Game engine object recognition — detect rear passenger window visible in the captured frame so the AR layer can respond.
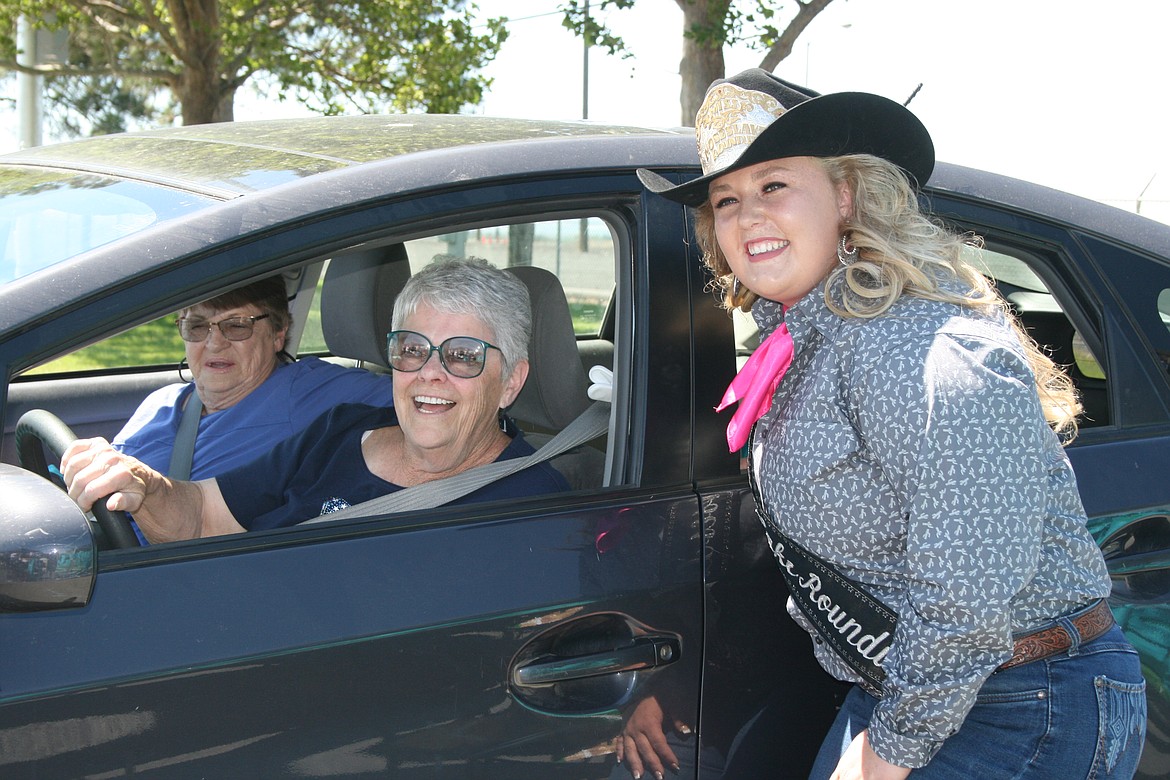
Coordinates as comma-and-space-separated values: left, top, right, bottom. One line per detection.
963, 245, 1108, 427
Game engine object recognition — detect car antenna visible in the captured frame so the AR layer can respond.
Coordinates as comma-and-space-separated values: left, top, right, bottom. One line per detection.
903, 83, 923, 107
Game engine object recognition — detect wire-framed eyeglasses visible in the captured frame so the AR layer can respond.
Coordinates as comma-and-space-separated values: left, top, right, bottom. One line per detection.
177, 314, 270, 342
386, 330, 501, 379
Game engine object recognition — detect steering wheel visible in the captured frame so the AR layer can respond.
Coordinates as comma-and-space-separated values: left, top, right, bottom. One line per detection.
15, 409, 142, 549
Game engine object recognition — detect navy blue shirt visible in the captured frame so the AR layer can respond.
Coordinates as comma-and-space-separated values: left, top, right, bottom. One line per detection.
217, 403, 569, 531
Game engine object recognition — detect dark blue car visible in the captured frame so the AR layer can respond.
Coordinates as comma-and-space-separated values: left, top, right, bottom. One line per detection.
1, 115, 1167, 778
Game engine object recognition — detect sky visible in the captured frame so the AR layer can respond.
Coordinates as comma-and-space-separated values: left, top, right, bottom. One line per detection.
4, 0, 1169, 222
463, 0, 1170, 222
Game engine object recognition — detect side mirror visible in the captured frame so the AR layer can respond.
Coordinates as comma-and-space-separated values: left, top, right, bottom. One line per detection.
0, 463, 95, 612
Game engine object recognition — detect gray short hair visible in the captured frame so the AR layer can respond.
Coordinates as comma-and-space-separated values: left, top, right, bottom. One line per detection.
391, 256, 531, 375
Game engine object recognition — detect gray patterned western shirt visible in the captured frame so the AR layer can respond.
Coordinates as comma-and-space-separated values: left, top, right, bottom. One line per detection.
750, 279, 1111, 768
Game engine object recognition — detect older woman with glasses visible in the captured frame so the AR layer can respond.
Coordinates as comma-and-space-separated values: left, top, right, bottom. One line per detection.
61, 257, 569, 541
113, 275, 391, 482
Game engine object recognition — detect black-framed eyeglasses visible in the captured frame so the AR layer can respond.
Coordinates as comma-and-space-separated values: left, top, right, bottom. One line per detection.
177, 314, 271, 342
386, 330, 502, 379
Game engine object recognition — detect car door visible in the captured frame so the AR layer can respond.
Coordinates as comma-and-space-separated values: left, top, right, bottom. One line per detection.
930, 181, 1170, 779
0, 173, 712, 778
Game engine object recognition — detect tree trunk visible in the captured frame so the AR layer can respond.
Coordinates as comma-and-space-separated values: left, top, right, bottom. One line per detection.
177, 68, 227, 125
216, 89, 235, 122
170, 0, 228, 125
507, 223, 535, 267
676, 0, 727, 127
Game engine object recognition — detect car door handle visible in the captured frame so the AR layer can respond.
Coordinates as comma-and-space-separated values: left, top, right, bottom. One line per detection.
1100, 515, 1170, 578
512, 635, 680, 687
1107, 550, 1170, 577
1099, 514, 1170, 601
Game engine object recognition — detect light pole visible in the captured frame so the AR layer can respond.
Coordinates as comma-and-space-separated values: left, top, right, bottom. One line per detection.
582, 0, 590, 120
16, 15, 43, 149
580, 0, 590, 252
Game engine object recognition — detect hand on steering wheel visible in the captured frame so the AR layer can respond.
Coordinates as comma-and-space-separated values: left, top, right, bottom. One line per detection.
16, 409, 141, 549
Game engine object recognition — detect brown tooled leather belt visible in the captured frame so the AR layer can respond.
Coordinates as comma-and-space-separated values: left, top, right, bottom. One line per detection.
999, 599, 1115, 671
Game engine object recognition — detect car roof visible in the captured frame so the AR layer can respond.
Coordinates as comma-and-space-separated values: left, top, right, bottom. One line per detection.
0, 114, 691, 198
930, 161, 1170, 262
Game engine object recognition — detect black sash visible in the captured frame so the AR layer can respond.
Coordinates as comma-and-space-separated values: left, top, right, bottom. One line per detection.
748, 444, 897, 697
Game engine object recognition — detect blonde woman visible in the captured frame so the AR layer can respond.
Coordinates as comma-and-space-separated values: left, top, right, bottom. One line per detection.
641, 70, 1145, 780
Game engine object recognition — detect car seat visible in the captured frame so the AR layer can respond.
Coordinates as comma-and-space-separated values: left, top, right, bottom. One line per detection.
320, 243, 411, 370
505, 265, 607, 490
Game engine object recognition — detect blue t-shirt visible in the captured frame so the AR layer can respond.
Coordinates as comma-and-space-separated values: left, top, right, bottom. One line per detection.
217, 403, 570, 531
113, 357, 392, 479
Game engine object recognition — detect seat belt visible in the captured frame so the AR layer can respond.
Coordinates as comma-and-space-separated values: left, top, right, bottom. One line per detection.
168, 389, 203, 480
302, 401, 610, 524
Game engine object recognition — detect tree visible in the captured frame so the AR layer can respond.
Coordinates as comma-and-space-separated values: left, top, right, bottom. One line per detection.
0, 2, 509, 128
45, 74, 163, 136
562, 0, 837, 126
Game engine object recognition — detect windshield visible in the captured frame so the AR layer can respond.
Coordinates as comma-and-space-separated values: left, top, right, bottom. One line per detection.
0, 166, 219, 283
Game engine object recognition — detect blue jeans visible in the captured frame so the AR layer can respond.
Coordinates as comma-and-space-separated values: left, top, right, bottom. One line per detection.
810, 624, 1147, 779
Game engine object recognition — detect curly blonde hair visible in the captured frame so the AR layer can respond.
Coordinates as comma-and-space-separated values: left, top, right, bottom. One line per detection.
692, 154, 1082, 438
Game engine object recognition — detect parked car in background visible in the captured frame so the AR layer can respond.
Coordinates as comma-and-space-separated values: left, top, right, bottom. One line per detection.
1, 114, 1168, 778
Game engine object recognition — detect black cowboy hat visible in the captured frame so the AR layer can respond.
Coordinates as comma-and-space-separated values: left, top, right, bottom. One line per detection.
638, 69, 935, 207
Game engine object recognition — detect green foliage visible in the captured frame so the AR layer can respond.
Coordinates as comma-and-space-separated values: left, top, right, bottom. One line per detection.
44, 74, 161, 137
559, 0, 813, 57
0, 1, 509, 131
561, 0, 637, 57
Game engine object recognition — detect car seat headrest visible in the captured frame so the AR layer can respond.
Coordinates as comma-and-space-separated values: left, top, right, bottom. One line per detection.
321, 244, 410, 368
505, 265, 592, 430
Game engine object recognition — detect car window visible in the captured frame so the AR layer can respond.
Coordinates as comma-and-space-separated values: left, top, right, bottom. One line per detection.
7, 212, 620, 511
25, 315, 187, 376
33, 218, 617, 374
733, 308, 759, 371
297, 217, 616, 356
293, 215, 619, 496
1070, 234, 1170, 418
406, 219, 615, 335
963, 245, 1109, 426
729, 245, 1111, 433
1157, 289, 1170, 346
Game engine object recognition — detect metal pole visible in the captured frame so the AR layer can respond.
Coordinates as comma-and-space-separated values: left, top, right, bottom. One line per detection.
16, 16, 43, 149
580, 0, 590, 252
582, 0, 589, 120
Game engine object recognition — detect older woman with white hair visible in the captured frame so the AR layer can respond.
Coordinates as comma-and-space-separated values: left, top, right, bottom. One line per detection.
60, 256, 569, 540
